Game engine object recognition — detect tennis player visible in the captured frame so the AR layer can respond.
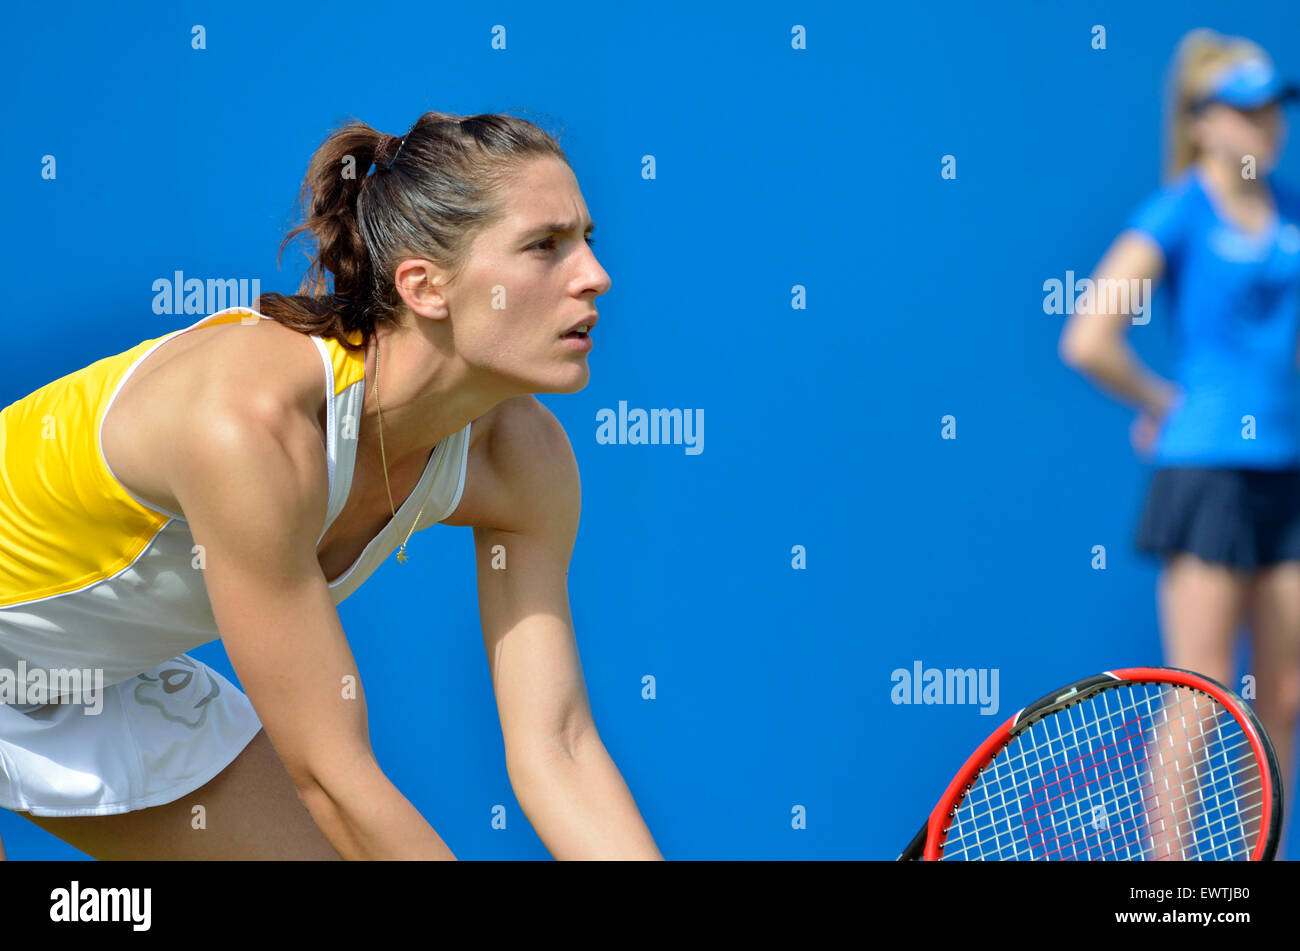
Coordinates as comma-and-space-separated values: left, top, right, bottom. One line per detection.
1060, 31, 1300, 849
0, 112, 664, 860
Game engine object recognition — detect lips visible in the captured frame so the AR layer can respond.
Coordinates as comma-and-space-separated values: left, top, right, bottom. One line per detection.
561, 314, 599, 337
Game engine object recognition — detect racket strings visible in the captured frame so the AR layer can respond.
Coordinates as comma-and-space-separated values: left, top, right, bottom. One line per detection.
984, 744, 1260, 860
1147, 701, 1247, 859
946, 751, 1265, 861
1014, 717, 1256, 859
937, 683, 1264, 860
949, 688, 1258, 860
944, 686, 1259, 859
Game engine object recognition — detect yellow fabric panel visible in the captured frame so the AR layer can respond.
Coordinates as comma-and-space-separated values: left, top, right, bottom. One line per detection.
0, 309, 303, 607
328, 328, 366, 395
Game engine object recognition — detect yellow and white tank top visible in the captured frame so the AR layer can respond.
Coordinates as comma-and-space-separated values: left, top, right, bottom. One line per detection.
0, 308, 470, 693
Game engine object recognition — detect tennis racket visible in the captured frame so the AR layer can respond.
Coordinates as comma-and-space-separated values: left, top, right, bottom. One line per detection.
897, 666, 1282, 861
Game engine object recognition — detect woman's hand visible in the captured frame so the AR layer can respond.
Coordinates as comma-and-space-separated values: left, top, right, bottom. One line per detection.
1130, 410, 1163, 457
1130, 384, 1180, 459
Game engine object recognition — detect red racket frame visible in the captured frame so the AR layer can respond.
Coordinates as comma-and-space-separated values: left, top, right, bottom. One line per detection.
899, 666, 1283, 861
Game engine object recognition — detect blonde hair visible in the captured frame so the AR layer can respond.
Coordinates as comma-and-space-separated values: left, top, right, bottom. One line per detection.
1163, 28, 1274, 181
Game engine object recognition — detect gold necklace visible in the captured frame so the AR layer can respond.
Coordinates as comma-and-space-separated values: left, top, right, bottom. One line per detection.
374, 332, 425, 564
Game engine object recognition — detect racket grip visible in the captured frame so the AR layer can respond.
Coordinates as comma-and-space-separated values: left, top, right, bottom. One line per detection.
897, 819, 929, 861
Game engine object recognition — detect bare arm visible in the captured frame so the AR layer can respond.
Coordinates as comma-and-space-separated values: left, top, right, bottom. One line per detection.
1058, 230, 1179, 416
463, 396, 663, 859
168, 408, 455, 860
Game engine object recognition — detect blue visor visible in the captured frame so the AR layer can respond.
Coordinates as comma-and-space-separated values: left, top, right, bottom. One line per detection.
1201, 57, 1299, 109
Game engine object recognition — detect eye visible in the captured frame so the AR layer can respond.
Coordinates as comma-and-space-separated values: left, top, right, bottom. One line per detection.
531, 235, 596, 251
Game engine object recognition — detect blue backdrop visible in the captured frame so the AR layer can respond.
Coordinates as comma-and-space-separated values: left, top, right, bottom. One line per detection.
3, 0, 1298, 860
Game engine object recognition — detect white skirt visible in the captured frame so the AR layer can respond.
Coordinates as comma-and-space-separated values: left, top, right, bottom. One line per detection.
0, 654, 262, 817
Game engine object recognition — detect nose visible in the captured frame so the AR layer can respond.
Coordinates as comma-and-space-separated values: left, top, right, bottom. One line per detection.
583, 248, 612, 297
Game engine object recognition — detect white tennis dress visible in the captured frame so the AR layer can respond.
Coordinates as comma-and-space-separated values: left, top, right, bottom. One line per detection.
0, 308, 470, 816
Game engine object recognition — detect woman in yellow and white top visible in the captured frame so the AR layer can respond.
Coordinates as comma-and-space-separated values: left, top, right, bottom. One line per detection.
0, 112, 662, 860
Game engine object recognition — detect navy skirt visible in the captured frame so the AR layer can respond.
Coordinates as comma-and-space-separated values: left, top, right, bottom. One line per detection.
1136, 467, 1300, 570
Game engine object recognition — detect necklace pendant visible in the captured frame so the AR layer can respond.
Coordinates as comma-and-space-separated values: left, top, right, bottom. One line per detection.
396, 547, 409, 564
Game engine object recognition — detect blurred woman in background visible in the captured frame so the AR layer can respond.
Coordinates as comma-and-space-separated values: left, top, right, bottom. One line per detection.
1060, 29, 1300, 851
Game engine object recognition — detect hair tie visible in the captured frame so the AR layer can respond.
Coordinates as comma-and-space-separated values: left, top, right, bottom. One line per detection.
386, 134, 407, 171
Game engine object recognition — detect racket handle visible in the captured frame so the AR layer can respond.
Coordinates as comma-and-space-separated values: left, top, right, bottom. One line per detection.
897, 819, 929, 861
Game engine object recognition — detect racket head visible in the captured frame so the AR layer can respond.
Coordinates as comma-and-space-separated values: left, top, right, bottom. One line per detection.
899, 667, 1282, 861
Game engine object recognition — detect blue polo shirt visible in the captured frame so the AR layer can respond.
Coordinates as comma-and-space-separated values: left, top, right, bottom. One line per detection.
1126, 167, 1300, 469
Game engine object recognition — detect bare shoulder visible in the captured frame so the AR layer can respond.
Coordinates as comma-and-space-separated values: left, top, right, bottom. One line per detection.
102, 317, 331, 516
442, 395, 579, 533
207, 319, 330, 422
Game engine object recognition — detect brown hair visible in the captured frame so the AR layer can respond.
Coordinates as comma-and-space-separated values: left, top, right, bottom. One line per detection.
1163, 29, 1273, 181
258, 111, 570, 352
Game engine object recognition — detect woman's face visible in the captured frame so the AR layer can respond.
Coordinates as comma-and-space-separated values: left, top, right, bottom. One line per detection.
402, 156, 613, 396
1194, 100, 1286, 174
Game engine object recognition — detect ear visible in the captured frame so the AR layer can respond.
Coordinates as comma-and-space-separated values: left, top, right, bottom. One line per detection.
393, 259, 450, 320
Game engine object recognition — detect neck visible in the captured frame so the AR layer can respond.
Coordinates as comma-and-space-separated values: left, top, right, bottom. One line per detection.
359, 320, 515, 472
1197, 157, 1268, 200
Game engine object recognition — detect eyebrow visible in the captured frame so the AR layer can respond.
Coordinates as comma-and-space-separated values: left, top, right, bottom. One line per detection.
521, 219, 596, 240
